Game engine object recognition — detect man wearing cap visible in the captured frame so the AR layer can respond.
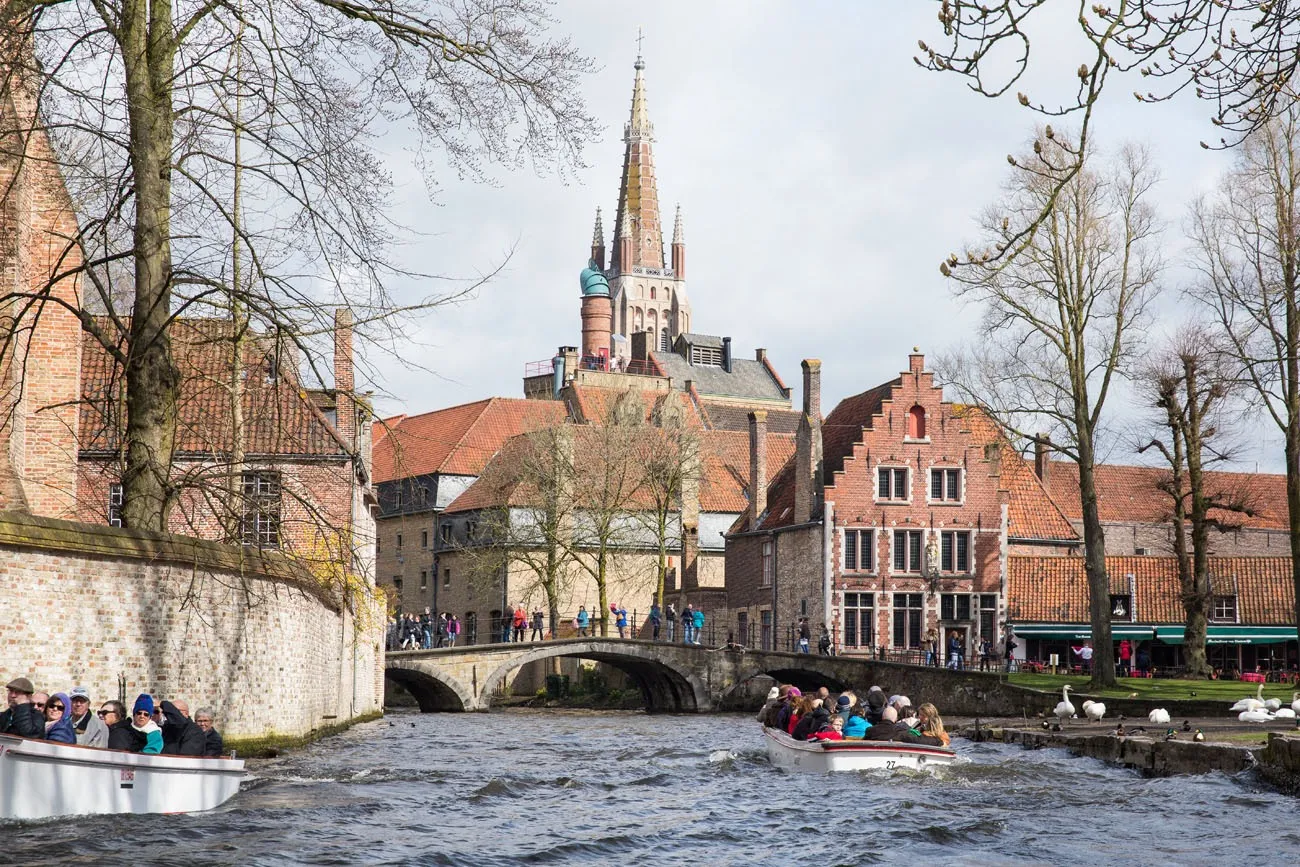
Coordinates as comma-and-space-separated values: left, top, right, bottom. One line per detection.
1, 676, 45, 737
69, 686, 109, 747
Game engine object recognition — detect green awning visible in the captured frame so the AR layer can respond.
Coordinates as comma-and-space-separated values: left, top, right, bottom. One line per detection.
1011, 624, 1297, 645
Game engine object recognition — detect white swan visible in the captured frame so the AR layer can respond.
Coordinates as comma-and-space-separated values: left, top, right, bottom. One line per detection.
1054, 685, 1076, 724
1263, 684, 1282, 712
1148, 708, 1170, 725
1292, 691, 1300, 714
1081, 699, 1106, 723
1229, 684, 1266, 713
1273, 708, 1297, 720
1238, 708, 1274, 723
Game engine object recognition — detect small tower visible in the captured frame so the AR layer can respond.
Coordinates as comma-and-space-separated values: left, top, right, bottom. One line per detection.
579, 259, 612, 363
591, 207, 606, 271
671, 203, 685, 280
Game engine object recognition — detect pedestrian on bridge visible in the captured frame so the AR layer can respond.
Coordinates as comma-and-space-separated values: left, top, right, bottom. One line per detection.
531, 609, 545, 641
691, 607, 705, 645
665, 604, 677, 642
576, 605, 590, 637
649, 602, 662, 641
681, 604, 695, 644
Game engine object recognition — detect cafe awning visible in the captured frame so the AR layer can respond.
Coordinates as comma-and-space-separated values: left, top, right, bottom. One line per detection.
1011, 624, 1297, 645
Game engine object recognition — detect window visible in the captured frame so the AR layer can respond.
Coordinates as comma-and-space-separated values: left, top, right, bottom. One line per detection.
394, 488, 403, 508
760, 541, 774, 587
843, 529, 875, 572
1212, 595, 1237, 622
440, 523, 452, 545
108, 483, 124, 527
906, 405, 926, 439
940, 530, 972, 573
940, 593, 973, 621
930, 468, 962, 502
843, 592, 875, 649
395, 533, 403, 552
650, 286, 657, 300
877, 467, 909, 501
239, 471, 281, 548
737, 611, 749, 646
466, 520, 478, 542
660, 327, 670, 352
443, 569, 451, 588
892, 529, 923, 573
392, 576, 402, 593
690, 345, 723, 366
421, 530, 428, 549
419, 571, 427, 590
892, 593, 923, 649
1110, 594, 1132, 621
978, 594, 998, 645
760, 609, 773, 651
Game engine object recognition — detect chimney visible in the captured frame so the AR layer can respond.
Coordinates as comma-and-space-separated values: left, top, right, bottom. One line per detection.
1034, 434, 1051, 485
333, 307, 355, 444
722, 336, 732, 373
755, 348, 767, 363
794, 359, 824, 524
909, 347, 925, 374
749, 410, 768, 525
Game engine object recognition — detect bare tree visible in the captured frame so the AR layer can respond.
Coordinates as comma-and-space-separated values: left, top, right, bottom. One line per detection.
634, 393, 701, 610
1137, 328, 1253, 678
918, 1, 1300, 268
1187, 106, 1300, 646
0, 0, 595, 531
939, 132, 1163, 688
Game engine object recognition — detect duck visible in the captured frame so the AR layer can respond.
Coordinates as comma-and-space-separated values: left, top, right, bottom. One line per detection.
1238, 708, 1274, 723
1114, 723, 1126, 737
1193, 729, 1205, 742
1054, 685, 1076, 725
1229, 684, 1266, 713
1182, 719, 1191, 732
1082, 700, 1106, 724
1148, 708, 1170, 725
1164, 728, 1177, 741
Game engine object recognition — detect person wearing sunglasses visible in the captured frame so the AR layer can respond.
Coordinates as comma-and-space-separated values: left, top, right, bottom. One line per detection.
1, 676, 45, 738
42, 691, 77, 744
130, 694, 163, 754
100, 701, 140, 751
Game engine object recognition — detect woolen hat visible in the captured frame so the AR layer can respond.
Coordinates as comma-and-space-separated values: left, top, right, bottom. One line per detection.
5, 676, 34, 694
766, 687, 780, 701
132, 694, 154, 715
836, 695, 852, 708
70, 686, 90, 700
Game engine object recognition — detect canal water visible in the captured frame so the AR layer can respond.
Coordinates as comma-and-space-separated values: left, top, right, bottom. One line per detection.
7, 710, 1296, 865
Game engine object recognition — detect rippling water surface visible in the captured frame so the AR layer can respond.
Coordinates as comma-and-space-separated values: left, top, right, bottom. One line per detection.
7, 709, 1297, 865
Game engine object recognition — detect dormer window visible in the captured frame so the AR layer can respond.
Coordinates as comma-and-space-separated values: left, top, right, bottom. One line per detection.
906, 405, 926, 439
1212, 595, 1238, 622
1109, 594, 1132, 621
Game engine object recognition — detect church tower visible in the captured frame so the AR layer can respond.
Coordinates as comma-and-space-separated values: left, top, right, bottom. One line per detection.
589, 49, 691, 365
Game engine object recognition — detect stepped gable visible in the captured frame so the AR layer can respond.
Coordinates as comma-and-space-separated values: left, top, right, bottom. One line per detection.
698, 429, 795, 513
1009, 556, 1296, 624
959, 408, 1078, 542
372, 397, 566, 482
820, 379, 897, 483
79, 319, 350, 459
1044, 460, 1284, 530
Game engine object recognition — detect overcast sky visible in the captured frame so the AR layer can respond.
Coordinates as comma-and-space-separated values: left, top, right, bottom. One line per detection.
366, 2, 1281, 471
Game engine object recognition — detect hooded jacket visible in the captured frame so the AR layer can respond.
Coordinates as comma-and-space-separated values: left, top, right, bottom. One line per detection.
43, 692, 77, 744
160, 701, 206, 756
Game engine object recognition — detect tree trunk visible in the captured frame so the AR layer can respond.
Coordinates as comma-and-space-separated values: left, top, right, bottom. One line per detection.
1077, 431, 1116, 688
655, 511, 668, 608
1182, 360, 1212, 678
120, 2, 180, 532
597, 548, 608, 638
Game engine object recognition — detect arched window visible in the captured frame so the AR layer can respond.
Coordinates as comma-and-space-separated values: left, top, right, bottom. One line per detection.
660, 327, 670, 352
634, 308, 643, 332
907, 405, 926, 439
650, 286, 657, 300
648, 309, 658, 338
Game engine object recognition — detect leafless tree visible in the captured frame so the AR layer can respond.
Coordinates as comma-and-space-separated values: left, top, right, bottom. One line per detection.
1187, 106, 1300, 646
0, 0, 595, 531
634, 393, 701, 610
1137, 328, 1254, 678
939, 132, 1163, 688
918, 1, 1300, 268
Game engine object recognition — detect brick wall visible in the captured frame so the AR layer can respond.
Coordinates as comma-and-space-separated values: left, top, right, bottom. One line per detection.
0, 513, 382, 738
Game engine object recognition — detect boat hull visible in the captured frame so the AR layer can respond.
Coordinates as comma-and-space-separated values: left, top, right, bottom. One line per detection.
763, 726, 955, 772
0, 734, 246, 821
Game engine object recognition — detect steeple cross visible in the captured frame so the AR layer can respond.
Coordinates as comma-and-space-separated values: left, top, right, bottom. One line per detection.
636, 27, 644, 58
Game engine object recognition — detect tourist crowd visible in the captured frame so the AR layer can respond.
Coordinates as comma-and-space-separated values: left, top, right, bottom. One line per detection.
2, 676, 224, 757
757, 683, 951, 748
391, 609, 463, 650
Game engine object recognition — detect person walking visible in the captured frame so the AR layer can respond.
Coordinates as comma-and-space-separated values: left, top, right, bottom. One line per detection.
649, 602, 662, 641
512, 605, 528, 642
947, 631, 963, 670
576, 605, 590, 638
448, 615, 461, 647
1118, 639, 1133, 677
818, 629, 832, 656
665, 603, 677, 642
692, 606, 705, 645
531, 609, 545, 641
925, 628, 939, 667
979, 636, 993, 672
681, 604, 695, 644
797, 618, 811, 653
614, 605, 628, 639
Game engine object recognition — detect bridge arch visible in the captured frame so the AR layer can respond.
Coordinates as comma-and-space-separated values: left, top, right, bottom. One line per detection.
724, 663, 851, 700
384, 663, 474, 712
478, 640, 712, 713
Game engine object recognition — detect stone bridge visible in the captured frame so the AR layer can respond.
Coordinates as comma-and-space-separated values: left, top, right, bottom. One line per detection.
385, 639, 1044, 714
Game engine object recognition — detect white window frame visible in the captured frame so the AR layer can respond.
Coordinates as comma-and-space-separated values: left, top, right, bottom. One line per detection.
929, 467, 963, 504
760, 540, 774, 587
892, 529, 923, 573
842, 528, 875, 573
939, 530, 973, 573
876, 466, 910, 503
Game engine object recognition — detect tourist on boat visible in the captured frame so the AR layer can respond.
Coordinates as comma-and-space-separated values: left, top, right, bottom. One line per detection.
691, 607, 705, 645
576, 605, 590, 637
41, 692, 76, 744
194, 707, 224, 757
757, 686, 781, 724
68, 686, 108, 748
898, 703, 951, 747
809, 713, 845, 741
131, 695, 164, 754
792, 704, 827, 740
834, 694, 853, 723
864, 686, 886, 724
160, 699, 206, 756
102, 700, 139, 750
2, 676, 45, 738
773, 686, 799, 731
843, 708, 871, 739
785, 694, 813, 735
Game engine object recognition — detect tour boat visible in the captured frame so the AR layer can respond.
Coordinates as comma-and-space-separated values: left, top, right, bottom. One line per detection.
0, 734, 246, 821
762, 726, 956, 773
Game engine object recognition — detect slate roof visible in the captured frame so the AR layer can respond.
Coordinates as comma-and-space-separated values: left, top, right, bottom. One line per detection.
79, 319, 351, 459
697, 401, 802, 434
650, 351, 789, 403
372, 397, 566, 482
1044, 460, 1286, 531
1008, 556, 1297, 625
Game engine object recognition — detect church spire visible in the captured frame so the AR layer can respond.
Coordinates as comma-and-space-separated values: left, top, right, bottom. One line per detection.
591, 207, 605, 270
611, 45, 664, 274
671, 203, 686, 279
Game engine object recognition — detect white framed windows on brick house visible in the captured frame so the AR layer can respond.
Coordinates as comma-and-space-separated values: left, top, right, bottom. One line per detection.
940, 593, 973, 621
1211, 594, 1237, 622
892, 529, 923, 573
761, 540, 774, 587
107, 483, 124, 527
876, 466, 909, 503
842, 528, 875, 572
929, 467, 963, 504
939, 530, 972, 573
239, 470, 281, 548
842, 592, 875, 649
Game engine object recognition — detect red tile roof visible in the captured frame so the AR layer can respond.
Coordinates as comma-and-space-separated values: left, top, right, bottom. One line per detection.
1009, 556, 1296, 625
699, 430, 796, 513
822, 380, 896, 481
372, 397, 566, 482
1044, 460, 1285, 531
567, 386, 704, 428
80, 319, 350, 459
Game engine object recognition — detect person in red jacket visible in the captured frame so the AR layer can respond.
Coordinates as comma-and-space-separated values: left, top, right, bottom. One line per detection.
810, 714, 846, 741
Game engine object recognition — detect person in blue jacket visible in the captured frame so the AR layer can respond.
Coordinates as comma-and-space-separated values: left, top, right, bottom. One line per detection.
42, 691, 77, 743
691, 607, 705, 645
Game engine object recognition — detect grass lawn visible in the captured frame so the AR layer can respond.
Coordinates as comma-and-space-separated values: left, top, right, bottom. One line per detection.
1007, 672, 1299, 703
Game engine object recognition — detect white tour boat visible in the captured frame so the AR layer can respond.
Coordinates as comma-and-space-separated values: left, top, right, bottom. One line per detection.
0, 734, 246, 821
763, 726, 956, 773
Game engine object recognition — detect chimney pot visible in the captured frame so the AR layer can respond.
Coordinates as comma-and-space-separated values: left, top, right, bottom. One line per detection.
722, 336, 732, 373
1034, 434, 1051, 485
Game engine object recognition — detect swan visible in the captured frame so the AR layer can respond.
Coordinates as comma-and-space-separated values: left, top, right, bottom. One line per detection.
1148, 708, 1170, 725
1054, 685, 1076, 724
1229, 684, 1266, 713
1263, 685, 1282, 712
1293, 692, 1300, 714
1082, 700, 1106, 723
1273, 708, 1297, 720
1238, 709, 1274, 723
